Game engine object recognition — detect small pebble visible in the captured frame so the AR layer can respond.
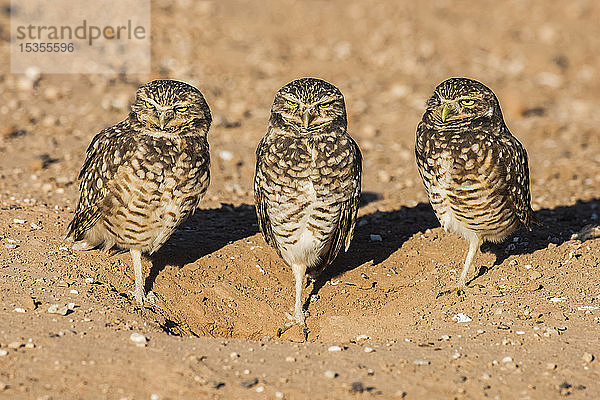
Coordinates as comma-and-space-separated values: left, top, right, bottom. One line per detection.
14, 308, 26, 313
328, 345, 342, 352
255, 386, 264, 393
150, 394, 159, 400
85, 278, 95, 284
47, 304, 69, 315
349, 381, 365, 393
452, 313, 472, 323
0, 350, 7, 356
549, 297, 567, 303
4, 243, 18, 249
369, 234, 382, 242
413, 359, 430, 365
69, 289, 79, 295
8, 342, 23, 349
582, 353, 594, 363
516, 331, 525, 335
440, 334, 451, 341
230, 352, 240, 359
522, 264, 532, 269
364, 346, 375, 353
324, 370, 338, 379
0, 382, 6, 391
577, 306, 599, 311
13, 218, 26, 224
285, 356, 296, 362
502, 356, 513, 363
241, 378, 258, 388
129, 332, 147, 347
275, 391, 283, 399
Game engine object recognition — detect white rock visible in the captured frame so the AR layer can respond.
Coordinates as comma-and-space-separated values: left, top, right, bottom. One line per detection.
70, 289, 79, 295
413, 359, 430, 365
229, 352, 240, 359
440, 334, 451, 341
129, 332, 147, 347
218, 150, 234, 161
14, 308, 26, 313
150, 394, 159, 400
12, 218, 26, 224
452, 313, 472, 323
0, 350, 8, 356
502, 356, 513, 363
577, 306, 599, 311
285, 356, 296, 362
549, 297, 567, 303
364, 347, 375, 353
255, 386, 264, 393
516, 331, 525, 335
85, 277, 95, 284
324, 370, 337, 378
327, 345, 342, 352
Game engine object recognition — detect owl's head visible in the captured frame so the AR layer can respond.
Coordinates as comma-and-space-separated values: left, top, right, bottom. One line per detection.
130, 80, 212, 135
424, 78, 502, 127
270, 78, 347, 135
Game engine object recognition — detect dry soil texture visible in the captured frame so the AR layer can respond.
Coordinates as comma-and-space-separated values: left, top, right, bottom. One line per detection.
1, 1, 600, 399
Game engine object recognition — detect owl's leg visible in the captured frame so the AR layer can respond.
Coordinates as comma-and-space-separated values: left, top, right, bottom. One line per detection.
130, 248, 146, 305
277, 264, 309, 340
437, 235, 482, 298
456, 236, 483, 294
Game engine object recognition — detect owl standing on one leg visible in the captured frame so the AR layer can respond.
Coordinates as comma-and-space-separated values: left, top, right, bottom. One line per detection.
254, 78, 362, 338
66, 80, 212, 305
415, 77, 538, 297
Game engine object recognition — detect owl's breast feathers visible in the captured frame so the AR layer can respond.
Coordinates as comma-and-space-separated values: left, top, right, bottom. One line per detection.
416, 122, 537, 234
255, 128, 362, 269
66, 120, 210, 248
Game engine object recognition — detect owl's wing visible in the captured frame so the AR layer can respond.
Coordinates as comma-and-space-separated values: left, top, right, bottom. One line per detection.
498, 130, 539, 229
254, 136, 278, 249
66, 121, 135, 241
323, 136, 362, 266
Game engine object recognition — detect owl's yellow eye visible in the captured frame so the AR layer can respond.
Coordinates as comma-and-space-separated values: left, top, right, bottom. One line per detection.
460, 99, 476, 106
319, 101, 334, 108
144, 101, 155, 109
286, 99, 298, 107
175, 106, 189, 113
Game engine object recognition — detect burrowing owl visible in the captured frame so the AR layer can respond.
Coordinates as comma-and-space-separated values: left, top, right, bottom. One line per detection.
415, 77, 538, 296
66, 80, 212, 305
254, 78, 362, 337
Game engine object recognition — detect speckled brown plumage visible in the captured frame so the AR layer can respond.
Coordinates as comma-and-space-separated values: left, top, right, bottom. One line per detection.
66, 80, 212, 304
415, 77, 538, 295
254, 78, 362, 336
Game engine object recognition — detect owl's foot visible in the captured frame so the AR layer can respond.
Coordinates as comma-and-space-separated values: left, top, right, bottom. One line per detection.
276, 311, 309, 340
129, 289, 156, 306
436, 286, 467, 300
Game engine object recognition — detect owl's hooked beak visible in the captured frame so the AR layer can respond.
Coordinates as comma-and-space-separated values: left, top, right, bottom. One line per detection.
159, 110, 174, 130
302, 109, 316, 130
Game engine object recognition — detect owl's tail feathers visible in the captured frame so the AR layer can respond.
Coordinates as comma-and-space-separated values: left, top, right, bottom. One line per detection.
63, 208, 101, 243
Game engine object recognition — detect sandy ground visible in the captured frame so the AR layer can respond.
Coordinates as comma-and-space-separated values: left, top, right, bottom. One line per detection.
1, 0, 600, 398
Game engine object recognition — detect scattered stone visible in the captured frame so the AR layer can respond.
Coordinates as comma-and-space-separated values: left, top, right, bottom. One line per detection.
452, 313, 472, 323
0, 350, 7, 356
546, 363, 557, 370
522, 264, 533, 269
229, 352, 240, 359
516, 331, 526, 335
355, 334, 371, 344
502, 356, 513, 363
577, 306, 598, 311
47, 304, 69, 315
413, 359, 430, 366
324, 370, 338, 379
364, 346, 375, 353
12, 218, 26, 224
85, 278, 95, 284
241, 378, 258, 388
69, 289, 79, 295
255, 386, 264, 393
350, 381, 365, 393
549, 297, 567, 303
208, 380, 224, 389
0, 382, 6, 391
369, 234, 382, 242
14, 307, 26, 313
218, 150, 234, 161
25, 342, 35, 349
4, 243, 18, 249
8, 342, 23, 349
582, 353, 594, 363
129, 332, 147, 347
275, 391, 283, 399
440, 334, 451, 341
285, 356, 296, 362
150, 394, 159, 400
328, 345, 342, 352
